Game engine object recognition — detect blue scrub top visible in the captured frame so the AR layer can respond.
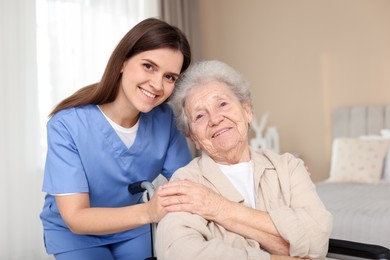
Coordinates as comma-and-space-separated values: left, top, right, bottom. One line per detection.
40, 104, 192, 254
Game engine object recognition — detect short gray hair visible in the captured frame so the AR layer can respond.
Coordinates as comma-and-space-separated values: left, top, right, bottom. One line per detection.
169, 60, 252, 136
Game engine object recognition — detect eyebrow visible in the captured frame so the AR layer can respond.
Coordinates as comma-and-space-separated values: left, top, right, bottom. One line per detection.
142, 58, 180, 77
189, 95, 222, 113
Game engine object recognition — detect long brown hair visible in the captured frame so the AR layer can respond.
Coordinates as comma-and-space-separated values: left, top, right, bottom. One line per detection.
49, 18, 191, 117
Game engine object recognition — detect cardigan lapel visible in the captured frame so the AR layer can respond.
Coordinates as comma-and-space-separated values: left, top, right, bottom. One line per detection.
199, 152, 245, 203
198, 149, 276, 204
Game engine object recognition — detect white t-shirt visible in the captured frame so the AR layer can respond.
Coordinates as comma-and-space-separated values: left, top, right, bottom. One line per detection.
98, 105, 139, 148
217, 161, 256, 208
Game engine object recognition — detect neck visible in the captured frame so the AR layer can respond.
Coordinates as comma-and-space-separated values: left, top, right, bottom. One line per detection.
213, 144, 251, 165
99, 103, 139, 128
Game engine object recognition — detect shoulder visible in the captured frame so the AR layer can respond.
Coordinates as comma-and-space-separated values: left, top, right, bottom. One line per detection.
149, 103, 174, 117
255, 148, 301, 168
142, 103, 175, 126
49, 105, 96, 125
145, 104, 182, 136
252, 149, 307, 184
170, 157, 203, 182
47, 105, 99, 136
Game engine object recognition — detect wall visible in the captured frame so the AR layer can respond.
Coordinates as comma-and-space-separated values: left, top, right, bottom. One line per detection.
197, 0, 390, 182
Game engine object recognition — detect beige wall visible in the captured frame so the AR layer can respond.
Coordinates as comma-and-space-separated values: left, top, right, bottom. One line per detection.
197, 0, 390, 182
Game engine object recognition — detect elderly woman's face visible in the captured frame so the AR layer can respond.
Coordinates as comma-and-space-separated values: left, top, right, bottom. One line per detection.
185, 81, 252, 162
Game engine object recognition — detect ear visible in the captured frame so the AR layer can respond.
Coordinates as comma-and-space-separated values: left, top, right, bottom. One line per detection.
188, 132, 201, 150
121, 60, 128, 73
243, 103, 253, 123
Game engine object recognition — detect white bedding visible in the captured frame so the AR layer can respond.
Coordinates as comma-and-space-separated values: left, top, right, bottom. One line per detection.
316, 181, 390, 249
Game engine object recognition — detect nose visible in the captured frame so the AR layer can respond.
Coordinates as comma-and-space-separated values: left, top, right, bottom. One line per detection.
208, 111, 223, 126
150, 75, 163, 90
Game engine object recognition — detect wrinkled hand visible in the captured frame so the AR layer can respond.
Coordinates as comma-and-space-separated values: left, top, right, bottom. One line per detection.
146, 186, 169, 223
158, 179, 226, 221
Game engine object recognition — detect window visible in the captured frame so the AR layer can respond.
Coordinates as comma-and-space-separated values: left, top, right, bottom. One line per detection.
36, 0, 159, 166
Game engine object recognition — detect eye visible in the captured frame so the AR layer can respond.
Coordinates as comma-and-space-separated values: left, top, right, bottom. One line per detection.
165, 74, 178, 83
143, 63, 154, 70
220, 101, 228, 107
194, 113, 204, 121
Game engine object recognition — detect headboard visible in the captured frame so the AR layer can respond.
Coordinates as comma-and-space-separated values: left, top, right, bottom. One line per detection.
333, 105, 390, 138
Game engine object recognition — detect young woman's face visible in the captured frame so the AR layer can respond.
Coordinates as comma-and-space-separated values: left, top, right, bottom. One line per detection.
119, 48, 184, 113
185, 81, 253, 163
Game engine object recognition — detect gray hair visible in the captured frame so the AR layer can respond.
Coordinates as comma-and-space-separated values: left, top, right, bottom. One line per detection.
169, 60, 252, 136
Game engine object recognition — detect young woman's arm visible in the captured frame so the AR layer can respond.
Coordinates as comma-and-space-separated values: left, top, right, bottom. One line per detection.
56, 188, 166, 235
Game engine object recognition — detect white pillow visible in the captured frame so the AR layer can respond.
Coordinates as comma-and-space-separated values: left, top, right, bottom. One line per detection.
381, 129, 390, 138
329, 138, 390, 184
359, 132, 390, 181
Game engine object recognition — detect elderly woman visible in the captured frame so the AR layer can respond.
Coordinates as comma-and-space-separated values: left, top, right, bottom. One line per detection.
155, 60, 332, 260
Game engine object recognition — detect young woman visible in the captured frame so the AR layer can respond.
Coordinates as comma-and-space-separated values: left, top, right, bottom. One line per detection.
40, 18, 192, 260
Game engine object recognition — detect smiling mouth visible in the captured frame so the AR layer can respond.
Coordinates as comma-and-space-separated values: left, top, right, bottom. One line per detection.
139, 87, 157, 99
212, 128, 231, 138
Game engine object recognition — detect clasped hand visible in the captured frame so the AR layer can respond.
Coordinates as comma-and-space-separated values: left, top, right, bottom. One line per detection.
157, 179, 226, 221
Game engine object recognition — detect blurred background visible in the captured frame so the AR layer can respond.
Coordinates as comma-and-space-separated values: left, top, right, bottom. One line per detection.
1, 0, 390, 258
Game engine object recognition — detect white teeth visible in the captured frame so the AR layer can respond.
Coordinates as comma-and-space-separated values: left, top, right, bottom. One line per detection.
213, 128, 229, 138
140, 88, 156, 98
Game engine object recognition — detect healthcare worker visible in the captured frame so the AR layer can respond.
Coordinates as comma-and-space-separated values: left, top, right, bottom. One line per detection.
40, 18, 192, 260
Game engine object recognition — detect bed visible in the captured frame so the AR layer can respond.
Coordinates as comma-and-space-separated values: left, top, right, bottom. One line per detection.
316, 105, 390, 249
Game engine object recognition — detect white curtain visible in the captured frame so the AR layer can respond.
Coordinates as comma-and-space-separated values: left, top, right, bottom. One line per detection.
36, 0, 159, 162
0, 0, 45, 258
160, 0, 202, 62
0, 0, 158, 259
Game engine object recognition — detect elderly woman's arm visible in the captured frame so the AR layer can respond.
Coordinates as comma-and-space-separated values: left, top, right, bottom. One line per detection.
266, 153, 333, 258
212, 198, 290, 255
158, 154, 332, 259
159, 180, 289, 255
156, 211, 304, 260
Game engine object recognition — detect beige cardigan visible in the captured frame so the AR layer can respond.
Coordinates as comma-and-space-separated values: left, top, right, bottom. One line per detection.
155, 149, 333, 260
